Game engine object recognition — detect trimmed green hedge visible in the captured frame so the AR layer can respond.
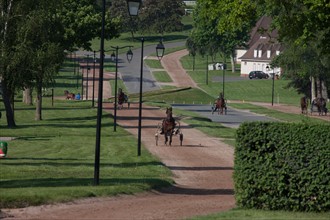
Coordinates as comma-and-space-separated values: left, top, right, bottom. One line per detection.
234, 122, 330, 212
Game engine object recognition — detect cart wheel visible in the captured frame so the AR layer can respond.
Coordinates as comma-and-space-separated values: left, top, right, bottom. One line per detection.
155, 134, 158, 146
180, 133, 183, 146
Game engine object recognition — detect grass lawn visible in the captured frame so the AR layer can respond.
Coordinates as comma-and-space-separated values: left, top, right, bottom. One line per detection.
0, 71, 173, 209
152, 71, 173, 83
190, 208, 330, 220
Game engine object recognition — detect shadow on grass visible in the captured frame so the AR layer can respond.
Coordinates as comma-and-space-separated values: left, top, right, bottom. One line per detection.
1, 160, 163, 169
0, 177, 171, 188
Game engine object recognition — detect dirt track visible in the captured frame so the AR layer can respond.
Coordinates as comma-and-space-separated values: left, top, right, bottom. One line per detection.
2, 49, 329, 219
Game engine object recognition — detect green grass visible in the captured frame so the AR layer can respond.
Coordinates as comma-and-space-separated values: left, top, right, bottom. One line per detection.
0, 72, 173, 209
144, 59, 163, 69
189, 208, 330, 220
152, 71, 173, 83
229, 103, 328, 124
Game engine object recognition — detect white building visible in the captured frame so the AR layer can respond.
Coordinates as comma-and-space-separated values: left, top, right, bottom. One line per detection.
237, 16, 284, 77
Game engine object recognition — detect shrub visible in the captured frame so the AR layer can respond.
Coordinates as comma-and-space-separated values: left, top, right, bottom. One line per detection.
234, 122, 330, 212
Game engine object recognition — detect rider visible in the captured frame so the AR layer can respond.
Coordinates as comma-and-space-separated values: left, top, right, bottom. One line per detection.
212, 92, 224, 114
160, 107, 176, 134
118, 88, 125, 105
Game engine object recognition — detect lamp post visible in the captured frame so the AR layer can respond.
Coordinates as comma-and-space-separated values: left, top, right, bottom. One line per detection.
266, 65, 275, 106
81, 67, 84, 100
92, 51, 96, 107
222, 53, 226, 97
137, 38, 165, 156
86, 55, 90, 100
93, 0, 141, 186
110, 45, 133, 132
94, 0, 106, 186
206, 54, 208, 85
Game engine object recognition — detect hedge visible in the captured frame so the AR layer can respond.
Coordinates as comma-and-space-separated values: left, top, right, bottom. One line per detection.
234, 122, 330, 212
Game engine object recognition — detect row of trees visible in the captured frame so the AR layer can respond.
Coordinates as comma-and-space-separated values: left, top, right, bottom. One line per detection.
187, 0, 329, 99
0, 0, 186, 128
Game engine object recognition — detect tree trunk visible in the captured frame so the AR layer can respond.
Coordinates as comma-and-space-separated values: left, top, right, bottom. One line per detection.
311, 76, 316, 100
23, 88, 33, 105
230, 51, 236, 73
321, 80, 328, 100
1, 80, 16, 128
316, 77, 322, 98
35, 81, 42, 121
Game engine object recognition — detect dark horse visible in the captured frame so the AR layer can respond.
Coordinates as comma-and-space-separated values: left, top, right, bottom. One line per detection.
311, 97, 327, 116
300, 96, 308, 114
162, 107, 176, 145
212, 97, 226, 115
64, 90, 75, 100
117, 89, 129, 109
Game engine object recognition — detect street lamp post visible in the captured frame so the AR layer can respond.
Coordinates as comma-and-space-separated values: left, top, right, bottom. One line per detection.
92, 51, 96, 107
206, 54, 208, 85
81, 67, 84, 100
110, 45, 133, 132
93, 0, 141, 186
94, 0, 106, 186
86, 55, 90, 101
222, 53, 226, 97
137, 37, 144, 156
266, 65, 275, 106
137, 38, 165, 156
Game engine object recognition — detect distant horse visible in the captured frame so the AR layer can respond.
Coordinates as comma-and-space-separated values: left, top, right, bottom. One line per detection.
162, 107, 176, 145
64, 90, 75, 100
117, 89, 129, 109
212, 97, 226, 115
300, 96, 308, 114
311, 97, 327, 116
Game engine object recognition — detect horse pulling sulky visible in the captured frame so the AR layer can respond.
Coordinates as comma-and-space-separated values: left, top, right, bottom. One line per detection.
212, 93, 227, 115
64, 90, 75, 100
155, 107, 183, 146
117, 88, 130, 109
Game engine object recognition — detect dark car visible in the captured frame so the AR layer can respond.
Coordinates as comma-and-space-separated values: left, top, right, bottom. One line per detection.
248, 71, 269, 79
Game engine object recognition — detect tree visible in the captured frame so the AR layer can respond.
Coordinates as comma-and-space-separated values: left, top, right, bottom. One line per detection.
0, 0, 122, 127
138, 0, 185, 36
109, 0, 138, 39
190, 0, 252, 72
256, 0, 330, 99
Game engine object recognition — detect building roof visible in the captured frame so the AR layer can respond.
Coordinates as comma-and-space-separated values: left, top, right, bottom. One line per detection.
239, 16, 284, 61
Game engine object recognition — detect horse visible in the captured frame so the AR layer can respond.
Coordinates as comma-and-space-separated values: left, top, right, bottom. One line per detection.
311, 97, 327, 116
300, 96, 308, 114
212, 97, 226, 115
64, 90, 75, 100
161, 107, 176, 145
118, 91, 129, 109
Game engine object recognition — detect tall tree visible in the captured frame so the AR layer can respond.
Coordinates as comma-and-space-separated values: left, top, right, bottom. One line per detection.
138, 0, 185, 36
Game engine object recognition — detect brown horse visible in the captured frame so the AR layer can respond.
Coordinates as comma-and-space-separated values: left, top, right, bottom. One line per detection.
64, 90, 75, 100
212, 97, 226, 115
162, 107, 176, 145
300, 96, 308, 114
312, 97, 327, 116
117, 89, 129, 109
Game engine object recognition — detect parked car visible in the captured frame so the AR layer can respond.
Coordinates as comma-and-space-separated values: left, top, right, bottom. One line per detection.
248, 71, 269, 79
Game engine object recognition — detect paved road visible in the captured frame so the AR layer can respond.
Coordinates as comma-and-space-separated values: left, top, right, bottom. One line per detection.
119, 41, 185, 94
172, 104, 276, 128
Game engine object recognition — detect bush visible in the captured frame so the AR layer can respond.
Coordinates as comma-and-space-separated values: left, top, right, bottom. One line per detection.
234, 122, 330, 212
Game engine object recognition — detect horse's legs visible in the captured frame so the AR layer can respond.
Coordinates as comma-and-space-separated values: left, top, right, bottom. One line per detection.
169, 133, 172, 146
164, 133, 168, 145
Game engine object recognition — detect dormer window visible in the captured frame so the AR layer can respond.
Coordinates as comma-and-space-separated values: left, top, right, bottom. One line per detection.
254, 50, 257, 58
276, 50, 280, 55
258, 50, 262, 58
267, 50, 271, 58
